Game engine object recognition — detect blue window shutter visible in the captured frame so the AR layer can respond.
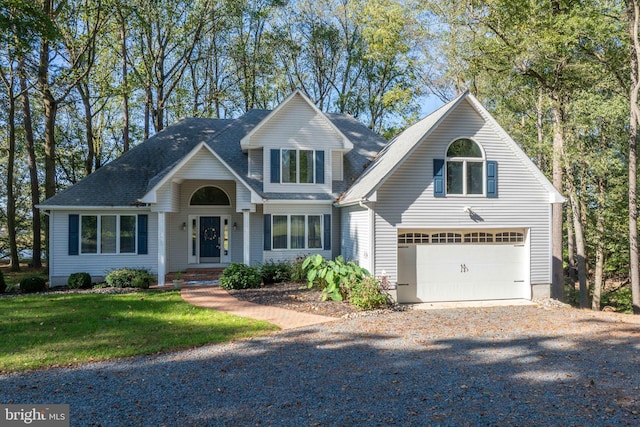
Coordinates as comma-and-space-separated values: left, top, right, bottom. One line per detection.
264, 214, 271, 251
68, 214, 79, 255
433, 159, 445, 197
486, 160, 498, 198
270, 149, 280, 183
323, 214, 331, 250
138, 214, 148, 254
315, 151, 325, 184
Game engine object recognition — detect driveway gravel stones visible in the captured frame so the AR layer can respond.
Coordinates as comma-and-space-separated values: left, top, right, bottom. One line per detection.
1, 304, 639, 426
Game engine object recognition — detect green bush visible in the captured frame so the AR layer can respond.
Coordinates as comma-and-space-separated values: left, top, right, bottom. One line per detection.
303, 255, 370, 301
219, 263, 261, 290
20, 276, 47, 293
67, 272, 92, 289
260, 260, 291, 284
0, 269, 5, 293
105, 268, 154, 289
347, 276, 390, 310
601, 286, 633, 313
290, 256, 308, 283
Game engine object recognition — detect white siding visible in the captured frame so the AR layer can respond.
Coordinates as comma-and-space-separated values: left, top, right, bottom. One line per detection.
152, 147, 238, 212
262, 203, 333, 263
236, 182, 253, 211
174, 147, 238, 181
373, 99, 552, 288
332, 150, 343, 181
49, 210, 158, 286
340, 205, 370, 270
258, 96, 343, 194
248, 149, 263, 180
331, 205, 341, 259
250, 206, 264, 266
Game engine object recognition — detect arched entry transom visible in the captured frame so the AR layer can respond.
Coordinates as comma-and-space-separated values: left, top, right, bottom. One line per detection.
189, 186, 231, 206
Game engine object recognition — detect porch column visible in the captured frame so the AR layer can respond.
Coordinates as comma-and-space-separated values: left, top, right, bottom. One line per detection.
243, 209, 250, 265
157, 212, 166, 286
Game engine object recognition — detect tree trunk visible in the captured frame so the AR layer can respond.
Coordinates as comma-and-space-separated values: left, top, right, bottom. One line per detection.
551, 101, 565, 301
566, 207, 577, 285
592, 179, 606, 311
77, 82, 95, 176
19, 57, 42, 269
627, 0, 640, 314
568, 191, 589, 308
5, 77, 20, 271
118, 8, 130, 152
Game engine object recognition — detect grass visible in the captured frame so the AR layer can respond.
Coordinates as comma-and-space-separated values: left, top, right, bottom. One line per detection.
0, 290, 279, 373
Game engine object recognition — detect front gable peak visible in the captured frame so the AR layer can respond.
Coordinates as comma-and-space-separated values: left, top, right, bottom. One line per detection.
240, 89, 354, 152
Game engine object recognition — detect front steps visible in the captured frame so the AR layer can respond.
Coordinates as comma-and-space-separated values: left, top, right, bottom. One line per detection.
165, 268, 225, 283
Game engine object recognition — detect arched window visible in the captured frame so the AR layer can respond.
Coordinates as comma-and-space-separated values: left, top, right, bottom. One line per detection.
190, 186, 230, 206
446, 138, 484, 195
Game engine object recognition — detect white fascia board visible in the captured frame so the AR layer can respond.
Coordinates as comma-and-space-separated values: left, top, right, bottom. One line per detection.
139, 141, 261, 205
240, 89, 354, 151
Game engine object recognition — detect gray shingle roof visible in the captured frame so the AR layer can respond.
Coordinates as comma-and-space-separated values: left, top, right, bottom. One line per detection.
337, 93, 466, 204
40, 110, 386, 207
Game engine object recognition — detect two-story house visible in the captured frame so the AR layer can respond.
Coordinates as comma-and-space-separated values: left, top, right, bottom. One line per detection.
40, 90, 563, 302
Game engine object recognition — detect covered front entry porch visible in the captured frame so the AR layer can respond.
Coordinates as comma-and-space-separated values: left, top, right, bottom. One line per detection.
154, 180, 258, 286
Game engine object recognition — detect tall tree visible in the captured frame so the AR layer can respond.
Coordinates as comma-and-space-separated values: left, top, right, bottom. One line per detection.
627, 0, 640, 314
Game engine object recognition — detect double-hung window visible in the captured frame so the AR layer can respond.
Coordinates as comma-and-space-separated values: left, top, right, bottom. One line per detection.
80, 214, 137, 254
271, 149, 324, 184
446, 138, 484, 195
281, 149, 315, 183
272, 215, 323, 250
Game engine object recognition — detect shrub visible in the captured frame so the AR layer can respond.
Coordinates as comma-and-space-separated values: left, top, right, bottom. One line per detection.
106, 268, 154, 289
601, 286, 633, 314
347, 276, 390, 310
219, 263, 261, 290
0, 269, 5, 293
260, 260, 291, 284
302, 254, 370, 301
290, 256, 308, 283
67, 272, 92, 289
20, 276, 47, 293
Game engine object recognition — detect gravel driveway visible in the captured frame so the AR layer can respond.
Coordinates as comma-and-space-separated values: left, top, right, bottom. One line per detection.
2, 304, 640, 426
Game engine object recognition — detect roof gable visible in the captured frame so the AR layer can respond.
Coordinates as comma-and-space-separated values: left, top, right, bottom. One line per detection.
338, 92, 563, 204
240, 89, 353, 152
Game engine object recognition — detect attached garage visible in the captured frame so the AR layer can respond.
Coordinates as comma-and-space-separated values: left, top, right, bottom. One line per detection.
397, 230, 529, 303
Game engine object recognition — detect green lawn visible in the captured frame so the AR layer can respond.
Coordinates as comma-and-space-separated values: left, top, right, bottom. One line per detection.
0, 290, 279, 373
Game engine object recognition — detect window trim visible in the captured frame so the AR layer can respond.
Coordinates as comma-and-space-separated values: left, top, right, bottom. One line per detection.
79, 214, 138, 255
271, 214, 323, 250
445, 138, 486, 196
278, 149, 317, 184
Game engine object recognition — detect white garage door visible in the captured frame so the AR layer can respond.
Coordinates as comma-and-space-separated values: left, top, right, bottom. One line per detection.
397, 230, 528, 303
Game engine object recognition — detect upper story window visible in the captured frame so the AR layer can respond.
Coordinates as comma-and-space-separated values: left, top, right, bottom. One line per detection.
282, 149, 314, 183
446, 138, 484, 195
270, 149, 325, 185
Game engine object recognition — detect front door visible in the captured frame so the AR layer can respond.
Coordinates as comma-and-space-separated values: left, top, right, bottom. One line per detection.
200, 216, 221, 263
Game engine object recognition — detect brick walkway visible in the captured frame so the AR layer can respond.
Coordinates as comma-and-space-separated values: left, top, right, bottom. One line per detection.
180, 285, 336, 330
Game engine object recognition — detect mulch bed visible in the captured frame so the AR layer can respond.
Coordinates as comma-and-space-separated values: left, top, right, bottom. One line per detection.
226, 281, 371, 317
